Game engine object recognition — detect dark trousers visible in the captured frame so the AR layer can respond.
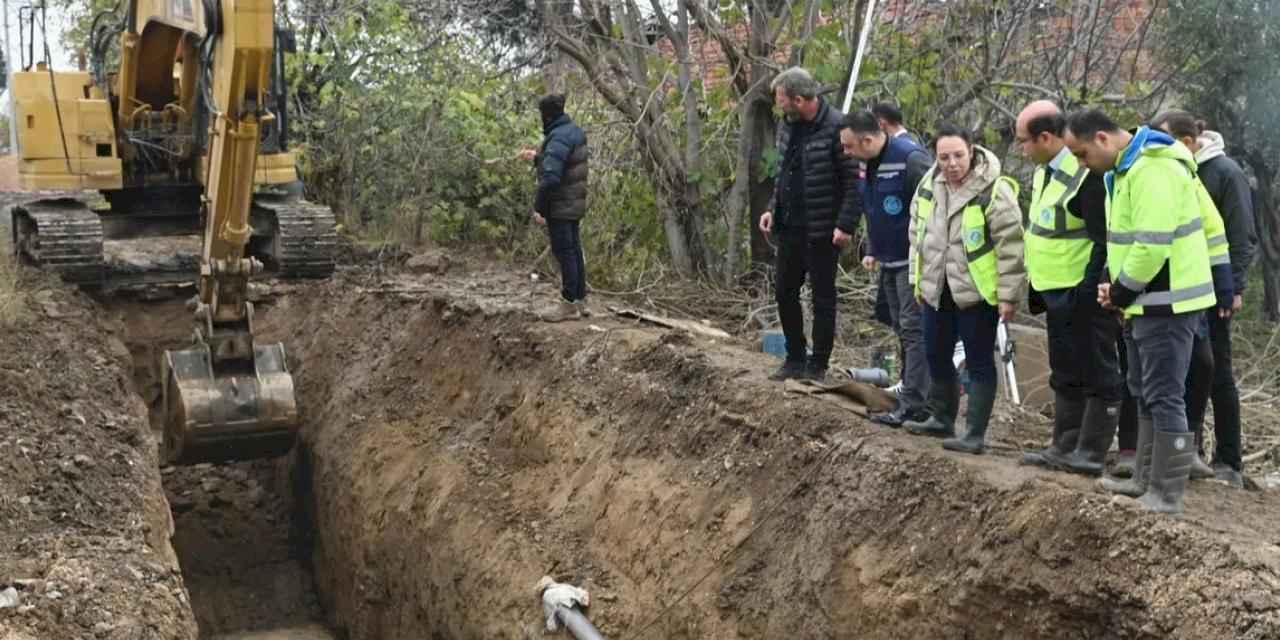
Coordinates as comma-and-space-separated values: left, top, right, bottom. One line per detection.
547, 219, 586, 302
1125, 314, 1199, 433
882, 266, 929, 410
1043, 287, 1124, 403
922, 290, 999, 386
1185, 313, 1244, 469
776, 229, 839, 369
1117, 335, 1139, 451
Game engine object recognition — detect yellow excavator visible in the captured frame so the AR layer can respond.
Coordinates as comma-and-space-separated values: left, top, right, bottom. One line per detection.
9, 0, 331, 464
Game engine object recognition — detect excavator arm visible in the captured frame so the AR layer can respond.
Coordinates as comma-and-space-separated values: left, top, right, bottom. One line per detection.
161, 0, 299, 464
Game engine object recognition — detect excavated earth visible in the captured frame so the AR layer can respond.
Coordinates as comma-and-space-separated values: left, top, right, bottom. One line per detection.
5, 232, 1280, 638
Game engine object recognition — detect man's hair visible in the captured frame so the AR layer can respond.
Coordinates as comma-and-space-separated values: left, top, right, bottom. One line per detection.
871, 102, 904, 126
1151, 110, 1206, 140
1027, 111, 1066, 138
538, 94, 566, 120
841, 110, 884, 136
1065, 109, 1122, 139
770, 67, 819, 100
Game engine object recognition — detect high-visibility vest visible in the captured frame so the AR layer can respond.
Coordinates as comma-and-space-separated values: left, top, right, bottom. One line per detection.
913, 172, 1020, 306
1025, 152, 1091, 291
1105, 141, 1215, 317
1195, 181, 1231, 269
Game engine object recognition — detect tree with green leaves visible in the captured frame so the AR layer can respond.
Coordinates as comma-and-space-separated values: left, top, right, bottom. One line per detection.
1157, 0, 1280, 320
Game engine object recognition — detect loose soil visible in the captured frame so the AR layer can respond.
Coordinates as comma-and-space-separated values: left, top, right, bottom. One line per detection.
6, 226, 1280, 639
258, 260, 1280, 639
0, 274, 196, 640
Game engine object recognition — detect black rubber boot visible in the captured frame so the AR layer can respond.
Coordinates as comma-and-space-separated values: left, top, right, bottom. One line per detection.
1139, 430, 1195, 515
942, 381, 997, 455
1045, 398, 1119, 477
1101, 417, 1153, 497
1189, 451, 1216, 480
905, 379, 958, 438
1022, 391, 1084, 467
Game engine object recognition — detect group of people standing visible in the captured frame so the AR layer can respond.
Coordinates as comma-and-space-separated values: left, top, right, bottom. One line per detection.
761, 67, 1255, 515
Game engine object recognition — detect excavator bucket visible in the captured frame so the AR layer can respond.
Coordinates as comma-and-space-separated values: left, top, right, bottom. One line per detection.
161, 340, 300, 465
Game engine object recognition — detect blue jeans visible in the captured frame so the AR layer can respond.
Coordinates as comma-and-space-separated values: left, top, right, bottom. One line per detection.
1126, 313, 1198, 433
922, 294, 999, 385
547, 219, 586, 302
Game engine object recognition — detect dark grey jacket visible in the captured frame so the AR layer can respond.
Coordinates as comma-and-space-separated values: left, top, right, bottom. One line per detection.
769, 99, 863, 241
535, 114, 589, 221
1198, 151, 1256, 293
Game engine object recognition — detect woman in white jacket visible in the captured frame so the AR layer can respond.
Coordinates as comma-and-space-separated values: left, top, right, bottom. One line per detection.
903, 124, 1026, 455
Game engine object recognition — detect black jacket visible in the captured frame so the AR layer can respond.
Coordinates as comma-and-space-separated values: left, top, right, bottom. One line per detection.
769, 100, 862, 241
535, 114, 590, 221
1199, 154, 1257, 293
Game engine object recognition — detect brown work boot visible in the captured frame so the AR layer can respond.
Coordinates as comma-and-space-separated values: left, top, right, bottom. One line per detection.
537, 299, 580, 322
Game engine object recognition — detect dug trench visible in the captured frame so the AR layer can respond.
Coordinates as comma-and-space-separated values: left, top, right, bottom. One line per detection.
268, 264, 1280, 639
51, 261, 1280, 639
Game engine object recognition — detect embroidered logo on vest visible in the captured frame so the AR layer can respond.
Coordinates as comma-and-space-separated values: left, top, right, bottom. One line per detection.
884, 195, 904, 216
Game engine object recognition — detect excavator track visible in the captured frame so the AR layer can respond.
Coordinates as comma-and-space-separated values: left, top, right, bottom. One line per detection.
10, 197, 107, 285
252, 200, 338, 279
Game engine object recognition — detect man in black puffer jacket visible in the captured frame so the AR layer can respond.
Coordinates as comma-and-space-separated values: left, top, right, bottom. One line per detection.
759, 67, 863, 382
525, 94, 590, 322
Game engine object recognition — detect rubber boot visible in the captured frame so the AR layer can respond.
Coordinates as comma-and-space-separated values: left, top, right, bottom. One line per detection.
1189, 452, 1216, 480
1101, 417, 1153, 497
1213, 462, 1245, 489
942, 381, 997, 455
1021, 391, 1084, 467
905, 379, 959, 438
1138, 430, 1195, 515
1045, 398, 1119, 477
1110, 451, 1136, 478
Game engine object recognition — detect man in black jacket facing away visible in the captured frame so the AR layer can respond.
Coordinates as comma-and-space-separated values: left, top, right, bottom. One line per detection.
759, 67, 863, 381
523, 94, 591, 322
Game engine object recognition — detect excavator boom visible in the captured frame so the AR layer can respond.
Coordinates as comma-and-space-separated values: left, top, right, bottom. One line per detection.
161, 0, 300, 465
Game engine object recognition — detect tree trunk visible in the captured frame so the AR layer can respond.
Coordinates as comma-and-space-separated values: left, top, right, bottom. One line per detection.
748, 6, 776, 268
677, 0, 710, 277
1253, 166, 1280, 321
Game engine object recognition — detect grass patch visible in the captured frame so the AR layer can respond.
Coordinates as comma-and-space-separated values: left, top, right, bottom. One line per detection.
0, 237, 29, 327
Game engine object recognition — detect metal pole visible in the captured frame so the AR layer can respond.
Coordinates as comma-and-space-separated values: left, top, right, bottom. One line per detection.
841, 0, 879, 114
556, 606, 606, 640
4, 0, 16, 154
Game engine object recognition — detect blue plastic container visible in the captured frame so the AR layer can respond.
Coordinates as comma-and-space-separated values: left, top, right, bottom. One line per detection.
761, 330, 788, 359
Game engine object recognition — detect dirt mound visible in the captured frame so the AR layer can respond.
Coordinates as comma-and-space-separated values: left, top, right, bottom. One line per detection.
0, 277, 196, 640
254, 263, 1280, 639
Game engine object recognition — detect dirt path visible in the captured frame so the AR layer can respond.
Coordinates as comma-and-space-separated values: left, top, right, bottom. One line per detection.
249, 261, 1280, 639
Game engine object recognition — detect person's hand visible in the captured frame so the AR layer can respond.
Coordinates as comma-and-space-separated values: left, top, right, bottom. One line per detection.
533, 212, 546, 226
861, 255, 877, 271
517, 148, 538, 162
833, 229, 854, 249
1218, 307, 1234, 319
1233, 294, 1244, 313
759, 211, 773, 236
1097, 283, 1113, 310
998, 302, 1017, 323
